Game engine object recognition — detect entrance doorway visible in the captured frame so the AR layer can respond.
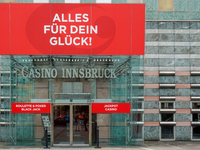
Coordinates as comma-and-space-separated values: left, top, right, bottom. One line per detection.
53, 104, 90, 146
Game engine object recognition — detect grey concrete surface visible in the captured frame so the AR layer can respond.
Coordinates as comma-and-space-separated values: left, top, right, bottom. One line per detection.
1, 141, 200, 150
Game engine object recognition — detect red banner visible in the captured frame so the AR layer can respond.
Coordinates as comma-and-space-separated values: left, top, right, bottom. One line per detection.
0, 4, 145, 55
92, 103, 130, 113
12, 103, 51, 113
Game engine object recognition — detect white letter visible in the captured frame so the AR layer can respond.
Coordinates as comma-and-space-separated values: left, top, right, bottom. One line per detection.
61, 14, 68, 22
75, 14, 82, 22
90, 25, 98, 34
81, 37, 88, 45
85, 68, 91, 78
105, 68, 110, 78
50, 37, 57, 45
60, 25, 67, 34
79, 25, 85, 34
70, 26, 78, 34
79, 68, 84, 78
44, 25, 50, 34
73, 37, 80, 45
83, 14, 89, 22
51, 68, 57, 78
22, 66, 28, 78
53, 14, 61, 22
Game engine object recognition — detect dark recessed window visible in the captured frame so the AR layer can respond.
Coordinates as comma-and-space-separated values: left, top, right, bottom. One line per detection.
193, 126, 200, 139
161, 114, 173, 122
161, 126, 174, 139
161, 102, 174, 109
132, 113, 143, 122
192, 103, 200, 109
132, 102, 143, 109
192, 113, 200, 122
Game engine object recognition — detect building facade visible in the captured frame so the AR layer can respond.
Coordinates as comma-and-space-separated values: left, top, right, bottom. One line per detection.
0, 0, 200, 147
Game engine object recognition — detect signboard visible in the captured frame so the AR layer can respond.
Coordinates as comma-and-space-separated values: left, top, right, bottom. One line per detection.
0, 4, 145, 55
12, 103, 51, 113
92, 103, 130, 113
41, 115, 51, 135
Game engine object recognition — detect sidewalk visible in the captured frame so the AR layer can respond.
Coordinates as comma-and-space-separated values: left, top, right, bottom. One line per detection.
1, 141, 200, 150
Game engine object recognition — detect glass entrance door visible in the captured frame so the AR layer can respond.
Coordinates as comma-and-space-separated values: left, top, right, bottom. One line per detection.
53, 104, 90, 146
53, 105, 70, 145
73, 105, 89, 146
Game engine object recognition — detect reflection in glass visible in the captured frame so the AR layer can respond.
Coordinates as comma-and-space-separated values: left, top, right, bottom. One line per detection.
54, 105, 70, 144
73, 105, 89, 145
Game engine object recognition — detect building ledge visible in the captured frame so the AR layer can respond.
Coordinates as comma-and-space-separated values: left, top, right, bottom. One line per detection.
191, 109, 200, 113
160, 109, 176, 113
191, 71, 200, 76
159, 71, 175, 76
192, 122, 200, 125
160, 122, 176, 126
159, 84, 175, 88
132, 84, 144, 87
160, 96, 176, 101
0, 84, 16, 86
131, 96, 144, 101
0, 96, 16, 99
0, 71, 16, 74
191, 84, 200, 88
130, 122, 144, 125
129, 71, 144, 75
191, 97, 200, 101
131, 109, 144, 112
0, 109, 11, 112
0, 122, 15, 125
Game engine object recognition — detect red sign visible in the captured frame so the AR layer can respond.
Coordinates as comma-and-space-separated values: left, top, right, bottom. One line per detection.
92, 103, 130, 113
12, 103, 51, 113
0, 4, 145, 55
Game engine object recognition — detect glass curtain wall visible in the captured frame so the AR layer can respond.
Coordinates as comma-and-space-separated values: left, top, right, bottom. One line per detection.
0, 55, 143, 146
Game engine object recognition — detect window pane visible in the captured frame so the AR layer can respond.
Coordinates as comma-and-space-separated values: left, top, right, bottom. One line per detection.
193, 126, 200, 139
161, 102, 174, 109
193, 113, 200, 121
161, 114, 173, 121
161, 126, 174, 139
192, 103, 200, 109
132, 113, 143, 122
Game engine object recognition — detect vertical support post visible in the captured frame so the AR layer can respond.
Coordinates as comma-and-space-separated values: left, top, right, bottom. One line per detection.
50, 104, 54, 146
89, 104, 92, 146
44, 127, 49, 149
95, 126, 101, 148
70, 104, 73, 146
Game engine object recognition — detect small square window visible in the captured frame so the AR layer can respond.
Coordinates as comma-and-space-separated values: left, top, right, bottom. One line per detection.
192, 103, 200, 109
161, 113, 173, 121
132, 102, 143, 109
192, 113, 200, 122
132, 113, 143, 122
161, 102, 174, 109
159, 0, 174, 11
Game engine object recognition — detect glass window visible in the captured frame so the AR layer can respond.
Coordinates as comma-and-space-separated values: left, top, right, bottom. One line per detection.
161, 102, 174, 109
161, 126, 174, 139
136, 125, 143, 139
132, 113, 143, 122
192, 103, 200, 109
161, 114, 173, 121
193, 126, 200, 139
192, 113, 200, 122
159, 0, 174, 11
132, 102, 143, 109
